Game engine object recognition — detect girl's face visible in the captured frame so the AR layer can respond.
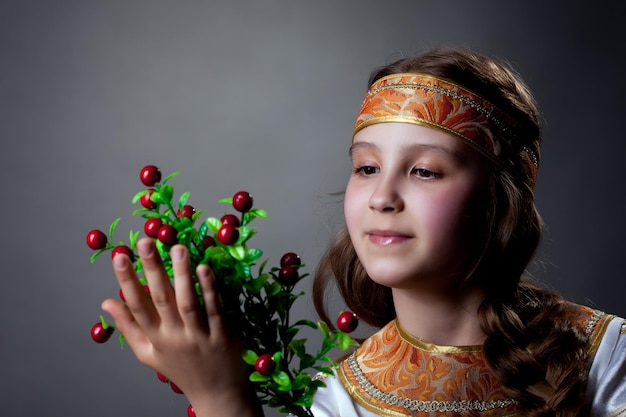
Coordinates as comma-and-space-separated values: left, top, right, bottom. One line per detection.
345, 123, 486, 292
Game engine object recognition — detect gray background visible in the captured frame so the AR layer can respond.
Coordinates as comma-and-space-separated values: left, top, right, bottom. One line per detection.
1, 1, 625, 416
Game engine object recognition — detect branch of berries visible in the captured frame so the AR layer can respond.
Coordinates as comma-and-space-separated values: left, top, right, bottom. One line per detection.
85, 165, 359, 417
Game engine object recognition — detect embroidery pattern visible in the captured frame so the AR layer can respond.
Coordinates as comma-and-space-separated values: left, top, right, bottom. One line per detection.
339, 304, 612, 417
345, 351, 518, 413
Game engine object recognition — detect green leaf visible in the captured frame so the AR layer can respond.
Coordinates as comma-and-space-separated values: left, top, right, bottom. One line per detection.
178, 191, 190, 209
291, 373, 311, 391
272, 371, 291, 387
89, 248, 108, 263
191, 209, 204, 222
272, 351, 282, 363
245, 248, 263, 263
337, 332, 359, 351
99, 315, 112, 329
249, 208, 267, 218
235, 262, 252, 280
218, 197, 233, 204
243, 276, 265, 294
160, 184, 174, 203
289, 339, 306, 359
132, 189, 151, 204
108, 218, 121, 239
206, 217, 221, 234
238, 226, 255, 242
293, 395, 313, 407
294, 319, 318, 329
129, 230, 140, 248
266, 281, 281, 297
242, 350, 258, 365
198, 221, 209, 238
249, 371, 271, 382
179, 226, 196, 236
307, 379, 327, 390
150, 191, 167, 205
118, 333, 125, 348
132, 208, 151, 216
299, 353, 316, 369
227, 245, 246, 261
318, 321, 331, 340
161, 171, 180, 184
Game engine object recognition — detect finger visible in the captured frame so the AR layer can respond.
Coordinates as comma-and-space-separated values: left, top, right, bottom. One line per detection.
197, 264, 226, 341
101, 298, 151, 357
112, 250, 160, 332
136, 238, 180, 329
171, 244, 206, 330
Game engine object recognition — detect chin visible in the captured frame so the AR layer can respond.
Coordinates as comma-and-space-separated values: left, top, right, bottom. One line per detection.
363, 265, 419, 289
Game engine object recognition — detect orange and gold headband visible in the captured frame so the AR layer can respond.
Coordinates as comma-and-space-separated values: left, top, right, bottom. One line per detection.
354, 73, 539, 193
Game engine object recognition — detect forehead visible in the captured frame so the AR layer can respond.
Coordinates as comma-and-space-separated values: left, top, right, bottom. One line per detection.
350, 122, 480, 162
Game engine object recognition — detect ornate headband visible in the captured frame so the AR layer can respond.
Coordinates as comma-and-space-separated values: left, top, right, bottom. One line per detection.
353, 73, 539, 193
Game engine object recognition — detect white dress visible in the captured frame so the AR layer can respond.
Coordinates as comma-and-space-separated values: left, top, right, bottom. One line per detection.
309, 306, 626, 417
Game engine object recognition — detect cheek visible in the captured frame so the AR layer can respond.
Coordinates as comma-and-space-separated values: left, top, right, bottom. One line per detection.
343, 182, 360, 231
423, 188, 479, 242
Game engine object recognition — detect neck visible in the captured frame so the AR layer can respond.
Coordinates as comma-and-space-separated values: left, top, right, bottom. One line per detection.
391, 284, 486, 346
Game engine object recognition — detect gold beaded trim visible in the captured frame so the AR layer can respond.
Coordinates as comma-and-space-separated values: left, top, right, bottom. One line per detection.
620, 321, 626, 335
345, 352, 518, 413
585, 310, 606, 336
313, 372, 330, 381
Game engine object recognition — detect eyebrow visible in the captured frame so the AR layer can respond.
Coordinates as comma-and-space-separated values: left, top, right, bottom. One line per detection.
349, 141, 462, 159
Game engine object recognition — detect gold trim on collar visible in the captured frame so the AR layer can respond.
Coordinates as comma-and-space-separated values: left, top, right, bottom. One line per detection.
394, 318, 483, 353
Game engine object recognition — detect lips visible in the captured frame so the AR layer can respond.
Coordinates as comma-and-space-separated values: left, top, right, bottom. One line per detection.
366, 229, 413, 246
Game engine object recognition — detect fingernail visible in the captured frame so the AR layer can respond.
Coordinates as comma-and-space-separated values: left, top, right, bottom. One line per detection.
171, 246, 184, 261
137, 240, 154, 257
113, 254, 127, 270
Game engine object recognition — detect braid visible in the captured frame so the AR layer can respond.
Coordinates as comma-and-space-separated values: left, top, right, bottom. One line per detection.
475, 169, 589, 416
479, 282, 589, 416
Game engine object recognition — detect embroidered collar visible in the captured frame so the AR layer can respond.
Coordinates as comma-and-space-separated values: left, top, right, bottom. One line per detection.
338, 306, 611, 417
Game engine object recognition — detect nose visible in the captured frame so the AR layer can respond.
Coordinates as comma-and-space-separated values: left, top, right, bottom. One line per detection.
368, 175, 404, 212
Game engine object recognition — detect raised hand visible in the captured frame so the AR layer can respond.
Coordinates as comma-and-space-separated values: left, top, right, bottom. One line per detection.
101, 237, 263, 417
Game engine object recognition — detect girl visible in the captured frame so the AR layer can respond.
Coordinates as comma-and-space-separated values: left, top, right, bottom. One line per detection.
103, 47, 626, 417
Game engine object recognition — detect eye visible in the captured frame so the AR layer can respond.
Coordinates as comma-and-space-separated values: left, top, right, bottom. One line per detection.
354, 165, 379, 176
412, 168, 440, 179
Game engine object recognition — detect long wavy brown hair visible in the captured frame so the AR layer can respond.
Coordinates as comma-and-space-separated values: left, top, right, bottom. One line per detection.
312, 47, 589, 416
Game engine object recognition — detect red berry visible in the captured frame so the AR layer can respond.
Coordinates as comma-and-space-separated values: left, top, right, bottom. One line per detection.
177, 204, 196, 219
111, 245, 134, 261
336, 311, 359, 333
220, 214, 240, 227
156, 372, 168, 383
143, 285, 151, 296
278, 265, 299, 286
187, 404, 196, 417
217, 225, 239, 245
139, 165, 161, 186
86, 229, 107, 250
203, 235, 216, 248
140, 189, 157, 209
280, 252, 301, 267
254, 354, 275, 376
119, 288, 125, 302
157, 224, 178, 246
232, 191, 253, 213
144, 218, 163, 238
169, 381, 183, 394
91, 322, 114, 343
